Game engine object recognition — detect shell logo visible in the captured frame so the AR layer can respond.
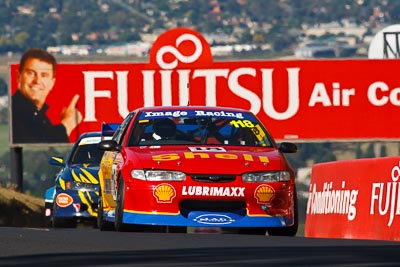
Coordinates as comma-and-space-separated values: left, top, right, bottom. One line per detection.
153, 183, 176, 203
254, 184, 275, 204
56, 193, 74, 207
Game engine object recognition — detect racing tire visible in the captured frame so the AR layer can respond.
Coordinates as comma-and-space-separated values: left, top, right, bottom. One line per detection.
52, 216, 77, 228
267, 189, 299, 236
238, 227, 267, 235
97, 195, 115, 231
52, 203, 77, 228
166, 226, 187, 233
115, 177, 128, 232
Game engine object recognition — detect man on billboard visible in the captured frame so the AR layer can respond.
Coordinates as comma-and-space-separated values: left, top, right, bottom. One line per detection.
11, 48, 82, 144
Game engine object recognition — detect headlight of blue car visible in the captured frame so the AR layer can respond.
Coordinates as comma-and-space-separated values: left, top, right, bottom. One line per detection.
242, 171, 291, 182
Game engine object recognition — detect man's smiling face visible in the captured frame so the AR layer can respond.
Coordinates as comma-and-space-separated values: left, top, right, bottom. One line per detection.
17, 58, 55, 110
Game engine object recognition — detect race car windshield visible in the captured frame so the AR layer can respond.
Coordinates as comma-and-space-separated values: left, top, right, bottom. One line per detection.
128, 112, 274, 147
70, 144, 105, 165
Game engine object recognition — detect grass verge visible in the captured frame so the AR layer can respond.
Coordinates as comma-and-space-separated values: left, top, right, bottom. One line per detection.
0, 186, 45, 227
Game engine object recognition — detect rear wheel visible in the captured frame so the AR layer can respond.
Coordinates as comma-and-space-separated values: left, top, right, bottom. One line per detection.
97, 195, 115, 231
115, 177, 128, 232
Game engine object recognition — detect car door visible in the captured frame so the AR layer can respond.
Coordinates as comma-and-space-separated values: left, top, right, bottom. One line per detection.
110, 112, 135, 201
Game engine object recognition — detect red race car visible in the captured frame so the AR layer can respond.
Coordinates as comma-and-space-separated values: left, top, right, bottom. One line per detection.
97, 106, 298, 235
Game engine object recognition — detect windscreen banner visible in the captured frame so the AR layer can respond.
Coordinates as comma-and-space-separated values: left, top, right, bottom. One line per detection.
305, 157, 400, 241
9, 27, 400, 145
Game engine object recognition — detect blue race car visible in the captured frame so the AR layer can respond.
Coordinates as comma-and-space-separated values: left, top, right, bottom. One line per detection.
44, 125, 118, 228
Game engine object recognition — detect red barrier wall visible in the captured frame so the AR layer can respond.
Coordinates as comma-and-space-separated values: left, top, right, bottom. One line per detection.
305, 156, 400, 241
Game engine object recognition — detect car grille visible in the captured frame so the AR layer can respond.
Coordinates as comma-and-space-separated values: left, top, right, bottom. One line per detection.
191, 174, 236, 183
180, 200, 246, 218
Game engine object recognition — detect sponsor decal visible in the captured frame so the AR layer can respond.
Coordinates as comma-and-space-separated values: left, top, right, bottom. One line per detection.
251, 124, 266, 142
140, 110, 250, 120
193, 110, 244, 119
153, 183, 176, 203
143, 110, 188, 118
56, 193, 74, 208
370, 161, 400, 226
188, 147, 226, 152
78, 136, 102, 145
73, 203, 81, 212
306, 181, 358, 221
194, 214, 236, 225
182, 186, 245, 197
254, 184, 275, 204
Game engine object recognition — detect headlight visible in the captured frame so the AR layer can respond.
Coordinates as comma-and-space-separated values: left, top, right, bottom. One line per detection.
242, 171, 291, 182
131, 169, 186, 181
64, 181, 99, 192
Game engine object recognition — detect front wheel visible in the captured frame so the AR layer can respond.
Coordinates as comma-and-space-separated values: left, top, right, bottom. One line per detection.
267, 189, 299, 236
52, 203, 77, 228
115, 177, 128, 232
238, 227, 267, 235
97, 195, 114, 231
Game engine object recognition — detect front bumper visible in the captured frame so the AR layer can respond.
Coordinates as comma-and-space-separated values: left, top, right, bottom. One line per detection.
120, 210, 295, 227
52, 190, 99, 219
105, 180, 296, 228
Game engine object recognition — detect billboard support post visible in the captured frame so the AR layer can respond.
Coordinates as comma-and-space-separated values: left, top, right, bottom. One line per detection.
10, 147, 23, 192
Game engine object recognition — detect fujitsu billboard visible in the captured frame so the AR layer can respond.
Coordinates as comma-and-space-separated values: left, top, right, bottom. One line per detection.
9, 27, 400, 145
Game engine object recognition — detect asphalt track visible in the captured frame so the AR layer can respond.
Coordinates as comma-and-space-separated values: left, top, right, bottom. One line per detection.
0, 227, 399, 266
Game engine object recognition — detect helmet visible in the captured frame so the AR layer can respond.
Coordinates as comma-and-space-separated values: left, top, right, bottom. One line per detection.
153, 118, 176, 139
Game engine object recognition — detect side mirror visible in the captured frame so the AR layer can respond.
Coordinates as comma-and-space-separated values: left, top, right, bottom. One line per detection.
279, 142, 297, 153
48, 156, 65, 167
97, 140, 119, 151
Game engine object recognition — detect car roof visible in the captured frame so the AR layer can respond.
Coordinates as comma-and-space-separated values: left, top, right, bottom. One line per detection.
77, 131, 102, 140
131, 105, 250, 114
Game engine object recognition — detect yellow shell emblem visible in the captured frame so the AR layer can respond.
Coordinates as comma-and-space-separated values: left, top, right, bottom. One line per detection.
254, 184, 275, 204
153, 183, 176, 203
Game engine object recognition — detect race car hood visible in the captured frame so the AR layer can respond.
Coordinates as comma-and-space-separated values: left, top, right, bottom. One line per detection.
126, 146, 287, 174
63, 164, 100, 184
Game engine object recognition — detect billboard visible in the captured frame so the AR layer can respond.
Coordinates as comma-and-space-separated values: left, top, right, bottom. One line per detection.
305, 157, 400, 241
9, 27, 400, 145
